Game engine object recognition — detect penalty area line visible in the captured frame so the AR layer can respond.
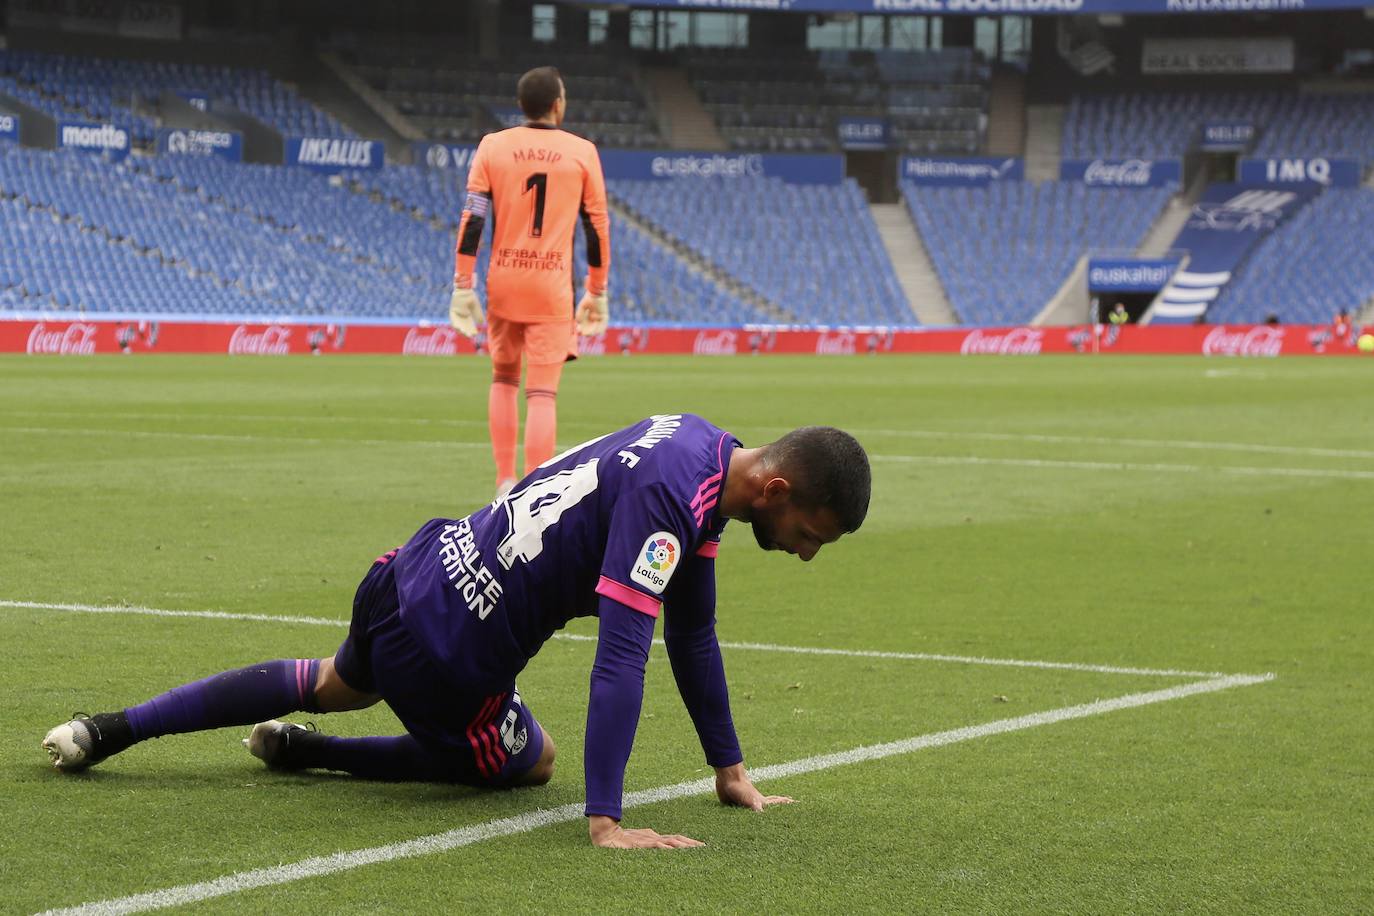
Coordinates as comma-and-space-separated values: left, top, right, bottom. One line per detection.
1, 599, 1229, 679
36, 672, 1274, 916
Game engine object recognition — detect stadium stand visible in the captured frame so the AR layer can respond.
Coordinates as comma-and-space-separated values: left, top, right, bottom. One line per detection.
0, 140, 764, 325
351, 164, 767, 324
1208, 187, 1374, 324
0, 144, 441, 318
686, 47, 989, 155
612, 176, 914, 326
903, 180, 1172, 325
330, 37, 661, 148
0, 50, 353, 146
1063, 90, 1374, 160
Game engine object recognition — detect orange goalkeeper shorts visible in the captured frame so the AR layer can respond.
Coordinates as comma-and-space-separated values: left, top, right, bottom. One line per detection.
487, 316, 578, 367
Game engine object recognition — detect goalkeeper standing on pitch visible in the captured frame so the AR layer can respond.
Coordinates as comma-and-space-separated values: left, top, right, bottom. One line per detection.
450, 66, 611, 497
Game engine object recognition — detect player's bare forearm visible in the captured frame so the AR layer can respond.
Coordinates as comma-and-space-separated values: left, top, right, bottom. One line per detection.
587, 814, 703, 849
714, 762, 795, 812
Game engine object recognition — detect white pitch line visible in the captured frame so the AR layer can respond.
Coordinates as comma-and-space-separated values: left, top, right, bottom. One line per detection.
870, 453, 1374, 481
0, 426, 488, 451
36, 672, 1274, 916
801, 426, 1374, 461
0, 599, 1225, 679
5, 426, 1370, 481
6, 411, 1373, 461
0, 409, 489, 430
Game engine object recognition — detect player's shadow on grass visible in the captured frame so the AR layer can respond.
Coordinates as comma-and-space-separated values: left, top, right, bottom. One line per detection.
32, 763, 557, 805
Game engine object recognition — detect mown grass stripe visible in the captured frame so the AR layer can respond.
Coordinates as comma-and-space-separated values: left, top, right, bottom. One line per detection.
35, 673, 1273, 916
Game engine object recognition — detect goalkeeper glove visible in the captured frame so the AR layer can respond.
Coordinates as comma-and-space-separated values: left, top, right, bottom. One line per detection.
449, 286, 484, 338
575, 290, 609, 337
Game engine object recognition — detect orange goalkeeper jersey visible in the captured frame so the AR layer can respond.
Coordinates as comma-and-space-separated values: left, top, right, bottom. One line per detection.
453, 124, 610, 323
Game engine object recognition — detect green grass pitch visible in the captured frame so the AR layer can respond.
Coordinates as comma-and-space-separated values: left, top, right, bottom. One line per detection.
1, 353, 1370, 914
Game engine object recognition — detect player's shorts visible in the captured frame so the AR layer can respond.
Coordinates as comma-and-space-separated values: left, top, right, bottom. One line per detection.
334, 550, 546, 786
488, 315, 578, 367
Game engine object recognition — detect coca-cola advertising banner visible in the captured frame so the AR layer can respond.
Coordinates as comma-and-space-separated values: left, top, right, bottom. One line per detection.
1060, 158, 1182, 188
3, 319, 1367, 358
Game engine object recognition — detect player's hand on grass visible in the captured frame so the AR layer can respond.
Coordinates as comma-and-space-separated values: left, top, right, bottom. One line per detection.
575, 290, 609, 336
449, 286, 483, 337
715, 762, 794, 812
588, 815, 703, 849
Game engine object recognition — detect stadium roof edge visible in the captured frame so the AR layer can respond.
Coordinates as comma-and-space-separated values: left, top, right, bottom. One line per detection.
560, 0, 1374, 16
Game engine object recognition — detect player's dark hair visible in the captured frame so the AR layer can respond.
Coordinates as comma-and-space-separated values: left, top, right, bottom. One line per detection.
517, 67, 563, 120
763, 427, 871, 532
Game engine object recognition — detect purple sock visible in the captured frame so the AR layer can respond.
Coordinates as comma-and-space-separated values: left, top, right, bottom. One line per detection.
313, 735, 465, 783
125, 658, 322, 741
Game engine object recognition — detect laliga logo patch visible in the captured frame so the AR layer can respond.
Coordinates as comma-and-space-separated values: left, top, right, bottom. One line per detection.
644, 537, 676, 571
631, 531, 679, 594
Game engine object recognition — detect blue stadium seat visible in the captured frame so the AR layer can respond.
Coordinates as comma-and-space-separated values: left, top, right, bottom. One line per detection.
903, 180, 1171, 325
1209, 187, 1374, 324
1063, 90, 1374, 160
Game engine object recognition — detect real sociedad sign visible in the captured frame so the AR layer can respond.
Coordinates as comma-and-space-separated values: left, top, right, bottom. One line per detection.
1060, 158, 1181, 188
600, 149, 843, 185
900, 156, 1023, 185
563, 0, 1373, 15
0, 113, 18, 142
285, 137, 383, 172
416, 142, 479, 170
1087, 258, 1180, 292
1237, 157, 1362, 187
57, 121, 130, 160
159, 128, 243, 161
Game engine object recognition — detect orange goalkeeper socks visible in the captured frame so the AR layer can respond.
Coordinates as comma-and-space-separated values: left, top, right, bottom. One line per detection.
522, 361, 564, 474
489, 374, 519, 486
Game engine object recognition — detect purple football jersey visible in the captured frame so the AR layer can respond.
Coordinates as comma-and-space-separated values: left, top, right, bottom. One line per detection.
391, 414, 738, 687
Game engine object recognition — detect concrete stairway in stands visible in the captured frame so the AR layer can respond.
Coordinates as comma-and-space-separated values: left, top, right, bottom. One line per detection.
870, 202, 958, 325
985, 68, 1026, 158
1024, 104, 1065, 183
642, 66, 726, 152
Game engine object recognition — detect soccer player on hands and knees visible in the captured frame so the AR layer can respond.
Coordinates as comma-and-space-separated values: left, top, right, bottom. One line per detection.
43, 418, 871, 849
450, 66, 611, 497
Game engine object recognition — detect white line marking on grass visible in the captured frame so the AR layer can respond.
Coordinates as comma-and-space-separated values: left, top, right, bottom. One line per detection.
8, 412, 1374, 461
36, 672, 1274, 916
0, 600, 1225, 679
1, 427, 489, 450
870, 453, 1374, 481
0, 409, 490, 430
7, 425, 1371, 480
1, 600, 349, 629
775, 427, 1374, 461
